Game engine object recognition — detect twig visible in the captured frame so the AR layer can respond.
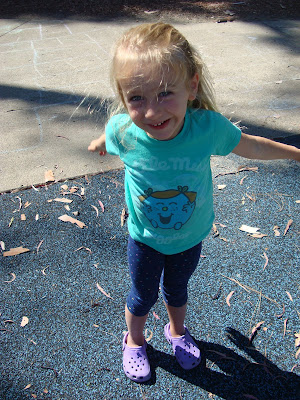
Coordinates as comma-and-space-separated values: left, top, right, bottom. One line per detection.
40, 366, 58, 378
220, 274, 281, 307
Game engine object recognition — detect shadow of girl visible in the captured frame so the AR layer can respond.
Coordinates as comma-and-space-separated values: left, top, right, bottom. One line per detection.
146, 328, 300, 400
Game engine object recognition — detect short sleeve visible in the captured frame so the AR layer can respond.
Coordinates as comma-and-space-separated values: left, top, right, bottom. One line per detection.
213, 113, 241, 156
105, 116, 120, 156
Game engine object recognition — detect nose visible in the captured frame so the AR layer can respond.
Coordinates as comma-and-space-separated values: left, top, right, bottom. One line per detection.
145, 99, 160, 119
162, 206, 168, 211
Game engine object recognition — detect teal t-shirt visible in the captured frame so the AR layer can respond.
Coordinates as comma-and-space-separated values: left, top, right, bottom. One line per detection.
106, 108, 241, 254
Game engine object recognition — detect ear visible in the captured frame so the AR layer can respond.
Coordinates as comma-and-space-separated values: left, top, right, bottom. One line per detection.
188, 73, 199, 101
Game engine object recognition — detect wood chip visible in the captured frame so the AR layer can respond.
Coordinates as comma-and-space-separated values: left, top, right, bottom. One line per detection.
3, 246, 30, 257
58, 215, 86, 229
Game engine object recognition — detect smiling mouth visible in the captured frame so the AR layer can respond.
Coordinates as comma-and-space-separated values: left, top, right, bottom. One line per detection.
150, 119, 170, 129
159, 214, 173, 224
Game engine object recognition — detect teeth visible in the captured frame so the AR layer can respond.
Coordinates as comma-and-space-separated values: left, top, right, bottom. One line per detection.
153, 121, 165, 127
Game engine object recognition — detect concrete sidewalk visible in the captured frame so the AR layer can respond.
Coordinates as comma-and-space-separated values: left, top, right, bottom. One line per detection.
0, 17, 299, 193
1, 14, 300, 400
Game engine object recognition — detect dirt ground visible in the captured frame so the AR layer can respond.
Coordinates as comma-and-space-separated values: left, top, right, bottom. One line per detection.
1, 0, 299, 22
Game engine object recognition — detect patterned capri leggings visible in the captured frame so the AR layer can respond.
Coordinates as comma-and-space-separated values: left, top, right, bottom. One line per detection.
126, 236, 202, 317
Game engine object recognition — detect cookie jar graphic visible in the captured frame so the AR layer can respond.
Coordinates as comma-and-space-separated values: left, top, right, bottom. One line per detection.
138, 186, 197, 230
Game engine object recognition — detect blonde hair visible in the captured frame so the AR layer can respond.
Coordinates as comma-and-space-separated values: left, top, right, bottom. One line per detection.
109, 22, 218, 117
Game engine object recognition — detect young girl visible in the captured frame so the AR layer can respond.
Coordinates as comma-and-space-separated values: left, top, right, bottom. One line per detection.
89, 23, 300, 382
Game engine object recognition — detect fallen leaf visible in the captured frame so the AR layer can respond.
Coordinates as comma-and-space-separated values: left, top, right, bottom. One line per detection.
96, 283, 113, 299
36, 240, 44, 254
58, 215, 86, 229
21, 214, 26, 221
43, 389, 49, 394
212, 223, 219, 238
45, 170, 55, 183
295, 332, 300, 347
153, 311, 160, 320
286, 291, 293, 302
249, 321, 264, 342
54, 198, 73, 204
239, 225, 259, 234
283, 318, 288, 337
226, 290, 235, 306
145, 328, 153, 342
24, 201, 31, 208
3, 246, 30, 257
70, 186, 78, 193
20, 316, 29, 327
275, 304, 285, 318
215, 222, 227, 228
217, 184, 227, 190
75, 246, 92, 254
81, 188, 85, 196
24, 384, 32, 390
296, 200, 300, 204
61, 184, 68, 190
246, 193, 256, 202
64, 205, 70, 211
8, 217, 14, 227
41, 266, 49, 276
4, 273, 16, 283
98, 200, 105, 213
273, 225, 280, 237
91, 205, 99, 217
0, 241, 5, 250
283, 219, 293, 236
121, 208, 128, 227
35, 214, 39, 221
240, 176, 247, 185
250, 233, 267, 238
295, 348, 300, 359
262, 252, 268, 270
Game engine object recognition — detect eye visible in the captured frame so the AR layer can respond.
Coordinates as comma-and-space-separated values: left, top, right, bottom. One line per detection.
158, 91, 171, 98
129, 95, 143, 102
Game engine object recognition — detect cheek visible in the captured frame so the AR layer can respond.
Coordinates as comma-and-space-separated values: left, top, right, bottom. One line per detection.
127, 107, 140, 121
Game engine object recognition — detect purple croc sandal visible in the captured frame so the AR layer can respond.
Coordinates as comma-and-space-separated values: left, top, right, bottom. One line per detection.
122, 332, 151, 382
164, 323, 201, 370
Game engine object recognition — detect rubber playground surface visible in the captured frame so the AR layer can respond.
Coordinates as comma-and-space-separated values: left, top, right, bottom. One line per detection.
1, 154, 300, 400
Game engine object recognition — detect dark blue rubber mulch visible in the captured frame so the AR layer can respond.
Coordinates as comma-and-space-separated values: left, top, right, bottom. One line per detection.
1, 154, 299, 400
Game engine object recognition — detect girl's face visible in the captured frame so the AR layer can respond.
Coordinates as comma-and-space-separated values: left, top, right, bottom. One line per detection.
118, 66, 199, 141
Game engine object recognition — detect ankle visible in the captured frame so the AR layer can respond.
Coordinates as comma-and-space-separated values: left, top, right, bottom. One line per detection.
126, 333, 145, 347
169, 324, 185, 338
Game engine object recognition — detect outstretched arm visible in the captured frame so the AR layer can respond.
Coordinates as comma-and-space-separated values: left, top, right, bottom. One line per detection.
232, 133, 300, 162
88, 134, 107, 156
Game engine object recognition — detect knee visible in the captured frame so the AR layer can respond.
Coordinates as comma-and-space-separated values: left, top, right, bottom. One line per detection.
127, 290, 159, 316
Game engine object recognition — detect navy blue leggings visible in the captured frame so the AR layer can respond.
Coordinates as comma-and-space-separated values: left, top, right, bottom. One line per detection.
126, 236, 202, 316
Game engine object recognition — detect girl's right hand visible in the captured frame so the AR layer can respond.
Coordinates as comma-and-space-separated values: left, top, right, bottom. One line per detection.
88, 135, 107, 156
